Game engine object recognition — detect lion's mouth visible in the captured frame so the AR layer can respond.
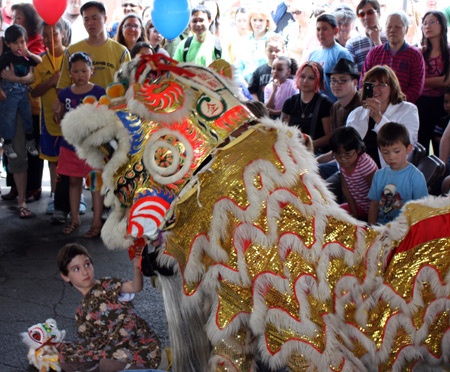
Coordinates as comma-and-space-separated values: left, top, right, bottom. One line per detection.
99, 139, 118, 165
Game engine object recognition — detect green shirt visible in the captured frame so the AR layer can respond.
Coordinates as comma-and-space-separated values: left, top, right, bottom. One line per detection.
172, 33, 218, 66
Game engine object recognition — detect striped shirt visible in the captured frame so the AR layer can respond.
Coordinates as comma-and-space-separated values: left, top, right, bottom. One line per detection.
360, 42, 425, 104
341, 153, 378, 213
346, 34, 388, 72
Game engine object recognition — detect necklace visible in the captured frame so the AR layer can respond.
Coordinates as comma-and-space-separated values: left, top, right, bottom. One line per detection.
299, 96, 312, 119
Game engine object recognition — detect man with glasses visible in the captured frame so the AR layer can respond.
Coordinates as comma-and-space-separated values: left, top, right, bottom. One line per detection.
317, 59, 362, 201
328, 58, 361, 133
360, 10, 425, 103
346, 0, 387, 72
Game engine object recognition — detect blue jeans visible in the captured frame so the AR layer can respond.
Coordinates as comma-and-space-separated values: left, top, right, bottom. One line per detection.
0, 80, 33, 140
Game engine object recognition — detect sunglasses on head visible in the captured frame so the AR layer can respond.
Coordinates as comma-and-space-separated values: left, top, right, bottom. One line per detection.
358, 8, 376, 18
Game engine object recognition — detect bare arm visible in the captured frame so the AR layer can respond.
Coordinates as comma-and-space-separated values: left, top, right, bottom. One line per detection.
52, 99, 64, 122
265, 81, 278, 109
31, 71, 61, 98
26, 51, 42, 65
364, 170, 376, 190
439, 123, 450, 171
1, 65, 34, 84
121, 246, 144, 293
424, 75, 448, 88
316, 151, 334, 164
251, 93, 259, 102
281, 112, 291, 125
341, 174, 359, 218
368, 199, 379, 225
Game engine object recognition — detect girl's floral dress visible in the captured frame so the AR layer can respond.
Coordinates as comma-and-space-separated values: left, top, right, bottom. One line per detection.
59, 278, 161, 369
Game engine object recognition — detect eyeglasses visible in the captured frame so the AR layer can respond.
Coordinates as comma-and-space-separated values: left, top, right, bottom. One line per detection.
122, 3, 137, 7
333, 150, 356, 160
330, 79, 352, 85
368, 82, 389, 88
124, 24, 140, 29
358, 8, 376, 18
291, 10, 302, 15
421, 20, 439, 28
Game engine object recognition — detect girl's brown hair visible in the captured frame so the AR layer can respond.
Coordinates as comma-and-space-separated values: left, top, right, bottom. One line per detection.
361, 65, 405, 104
57, 243, 93, 276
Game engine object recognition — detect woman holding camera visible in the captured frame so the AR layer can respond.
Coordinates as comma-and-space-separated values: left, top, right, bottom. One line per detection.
346, 65, 419, 168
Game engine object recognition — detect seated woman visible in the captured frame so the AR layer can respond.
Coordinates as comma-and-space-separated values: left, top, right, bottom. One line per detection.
346, 65, 419, 168
281, 61, 334, 153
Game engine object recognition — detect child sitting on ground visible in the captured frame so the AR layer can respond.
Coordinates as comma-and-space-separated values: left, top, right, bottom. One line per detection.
368, 122, 428, 225
57, 243, 167, 372
0, 24, 42, 159
330, 127, 378, 220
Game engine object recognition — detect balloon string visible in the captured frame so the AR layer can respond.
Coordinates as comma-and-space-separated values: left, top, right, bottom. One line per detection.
50, 25, 59, 126
51, 25, 56, 73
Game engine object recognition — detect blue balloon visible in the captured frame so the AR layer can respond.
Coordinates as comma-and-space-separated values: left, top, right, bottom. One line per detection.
151, 0, 190, 40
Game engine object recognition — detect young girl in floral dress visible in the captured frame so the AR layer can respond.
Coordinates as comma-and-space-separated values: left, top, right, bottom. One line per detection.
57, 243, 165, 371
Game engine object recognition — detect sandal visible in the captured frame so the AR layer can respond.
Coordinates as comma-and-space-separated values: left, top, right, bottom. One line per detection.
63, 221, 80, 235
83, 225, 102, 239
18, 206, 34, 219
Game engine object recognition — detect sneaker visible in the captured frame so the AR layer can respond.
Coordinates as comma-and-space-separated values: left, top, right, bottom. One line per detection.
3, 143, 18, 159
80, 201, 87, 215
46, 200, 55, 215
26, 139, 39, 156
50, 209, 66, 225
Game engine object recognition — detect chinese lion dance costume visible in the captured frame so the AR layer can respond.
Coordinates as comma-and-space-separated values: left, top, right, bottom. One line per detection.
61, 54, 450, 372
21, 318, 66, 372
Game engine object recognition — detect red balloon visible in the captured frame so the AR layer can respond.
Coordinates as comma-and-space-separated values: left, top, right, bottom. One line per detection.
33, 0, 68, 25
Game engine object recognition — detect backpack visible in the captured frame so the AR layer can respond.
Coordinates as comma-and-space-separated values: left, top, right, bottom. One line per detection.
182, 35, 222, 62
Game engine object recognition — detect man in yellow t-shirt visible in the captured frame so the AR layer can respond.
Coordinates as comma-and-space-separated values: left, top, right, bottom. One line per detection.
57, 1, 130, 90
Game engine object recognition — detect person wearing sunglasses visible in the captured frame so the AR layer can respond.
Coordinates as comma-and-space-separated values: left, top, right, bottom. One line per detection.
360, 10, 425, 104
346, 0, 387, 72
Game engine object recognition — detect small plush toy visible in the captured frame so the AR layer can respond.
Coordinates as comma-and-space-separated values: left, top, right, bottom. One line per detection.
21, 318, 65, 372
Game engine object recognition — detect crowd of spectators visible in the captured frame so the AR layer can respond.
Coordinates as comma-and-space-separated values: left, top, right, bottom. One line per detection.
0, 0, 449, 227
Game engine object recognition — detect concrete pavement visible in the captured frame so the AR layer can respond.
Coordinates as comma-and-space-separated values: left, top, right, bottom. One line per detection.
0, 168, 169, 372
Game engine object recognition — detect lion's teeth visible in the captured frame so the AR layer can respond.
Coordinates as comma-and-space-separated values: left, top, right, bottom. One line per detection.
109, 139, 118, 151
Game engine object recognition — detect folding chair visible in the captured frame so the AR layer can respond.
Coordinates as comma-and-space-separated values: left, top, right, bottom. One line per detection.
411, 142, 426, 166
417, 155, 445, 191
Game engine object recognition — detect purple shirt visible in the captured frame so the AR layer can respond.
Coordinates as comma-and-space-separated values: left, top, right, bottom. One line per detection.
58, 84, 106, 150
